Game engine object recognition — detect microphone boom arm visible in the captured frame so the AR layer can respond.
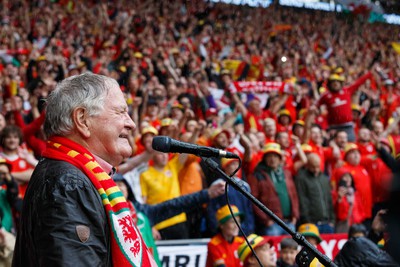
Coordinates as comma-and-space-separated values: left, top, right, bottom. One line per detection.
202, 157, 338, 267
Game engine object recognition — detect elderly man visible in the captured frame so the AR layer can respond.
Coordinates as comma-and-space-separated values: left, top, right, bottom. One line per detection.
13, 73, 157, 266
295, 153, 335, 233
248, 142, 299, 236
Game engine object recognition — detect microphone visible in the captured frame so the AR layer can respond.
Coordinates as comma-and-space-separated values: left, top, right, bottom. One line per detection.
152, 136, 239, 159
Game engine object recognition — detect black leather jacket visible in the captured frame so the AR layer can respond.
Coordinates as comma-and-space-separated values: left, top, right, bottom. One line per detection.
13, 158, 213, 267
13, 158, 112, 267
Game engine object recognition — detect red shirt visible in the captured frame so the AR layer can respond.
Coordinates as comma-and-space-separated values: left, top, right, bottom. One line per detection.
318, 72, 372, 126
332, 189, 366, 224
206, 233, 243, 267
0, 153, 34, 198
282, 148, 294, 174
332, 164, 373, 219
361, 156, 392, 204
246, 151, 263, 177
357, 142, 376, 157
380, 92, 399, 124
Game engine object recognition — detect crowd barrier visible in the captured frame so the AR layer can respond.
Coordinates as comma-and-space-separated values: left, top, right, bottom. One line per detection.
156, 233, 348, 267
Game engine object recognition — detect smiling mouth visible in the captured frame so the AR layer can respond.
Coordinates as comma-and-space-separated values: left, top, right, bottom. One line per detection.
119, 134, 129, 139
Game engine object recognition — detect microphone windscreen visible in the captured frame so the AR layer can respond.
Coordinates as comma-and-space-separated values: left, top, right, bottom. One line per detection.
152, 136, 170, 152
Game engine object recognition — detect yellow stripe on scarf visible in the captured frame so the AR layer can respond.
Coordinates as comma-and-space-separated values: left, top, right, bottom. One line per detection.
53, 142, 62, 148
105, 186, 121, 195
110, 197, 127, 207
106, 186, 127, 207
67, 150, 79, 158
84, 161, 110, 181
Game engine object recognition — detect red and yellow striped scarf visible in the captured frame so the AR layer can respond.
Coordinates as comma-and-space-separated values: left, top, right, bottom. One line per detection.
43, 136, 152, 266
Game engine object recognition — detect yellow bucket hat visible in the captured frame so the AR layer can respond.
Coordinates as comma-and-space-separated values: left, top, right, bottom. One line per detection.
216, 205, 243, 225
298, 223, 322, 244
238, 234, 273, 264
262, 142, 282, 158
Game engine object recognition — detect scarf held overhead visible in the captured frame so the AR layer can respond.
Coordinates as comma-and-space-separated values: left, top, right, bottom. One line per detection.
42, 136, 152, 267
229, 81, 286, 94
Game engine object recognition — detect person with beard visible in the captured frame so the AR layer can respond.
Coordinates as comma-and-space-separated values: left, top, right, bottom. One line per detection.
356, 127, 376, 157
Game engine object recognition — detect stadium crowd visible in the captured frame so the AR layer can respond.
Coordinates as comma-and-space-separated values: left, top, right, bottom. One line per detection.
1, 0, 400, 266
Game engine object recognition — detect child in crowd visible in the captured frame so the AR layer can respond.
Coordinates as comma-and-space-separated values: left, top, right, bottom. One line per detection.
297, 223, 324, 267
206, 205, 244, 267
277, 238, 299, 267
238, 234, 276, 267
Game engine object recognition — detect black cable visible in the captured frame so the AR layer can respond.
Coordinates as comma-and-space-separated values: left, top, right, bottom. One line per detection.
225, 157, 264, 267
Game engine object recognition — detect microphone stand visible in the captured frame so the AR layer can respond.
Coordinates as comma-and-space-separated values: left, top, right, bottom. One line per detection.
202, 157, 338, 267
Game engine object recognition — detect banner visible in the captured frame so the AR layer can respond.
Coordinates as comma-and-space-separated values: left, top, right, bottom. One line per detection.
157, 233, 347, 267
229, 81, 285, 94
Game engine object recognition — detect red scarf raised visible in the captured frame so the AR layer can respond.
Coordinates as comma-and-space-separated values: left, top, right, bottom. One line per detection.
43, 136, 153, 266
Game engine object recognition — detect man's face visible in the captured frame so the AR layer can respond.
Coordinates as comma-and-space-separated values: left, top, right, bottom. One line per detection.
147, 104, 159, 116
86, 81, 136, 166
214, 132, 229, 149
278, 115, 290, 126
254, 243, 276, 267
280, 248, 297, 266
265, 153, 281, 170
264, 121, 276, 138
352, 110, 360, 120
153, 152, 169, 167
248, 99, 261, 113
220, 217, 240, 238
307, 158, 321, 177
310, 127, 322, 145
293, 125, 304, 138
358, 128, 370, 142
185, 120, 197, 133
141, 133, 154, 151
329, 80, 342, 92
335, 132, 348, 149
2, 133, 20, 152
276, 133, 290, 149
373, 121, 384, 136
171, 107, 183, 120
345, 150, 360, 166
180, 97, 191, 109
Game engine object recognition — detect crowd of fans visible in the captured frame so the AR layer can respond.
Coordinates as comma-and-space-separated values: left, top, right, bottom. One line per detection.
1, 0, 400, 266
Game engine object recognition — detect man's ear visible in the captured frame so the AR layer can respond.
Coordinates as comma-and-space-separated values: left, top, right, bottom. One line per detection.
72, 107, 91, 138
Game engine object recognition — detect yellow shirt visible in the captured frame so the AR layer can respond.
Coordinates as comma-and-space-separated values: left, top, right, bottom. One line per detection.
140, 155, 186, 230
